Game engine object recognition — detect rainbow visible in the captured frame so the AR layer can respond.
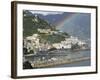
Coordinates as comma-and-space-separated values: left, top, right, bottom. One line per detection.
56, 13, 79, 29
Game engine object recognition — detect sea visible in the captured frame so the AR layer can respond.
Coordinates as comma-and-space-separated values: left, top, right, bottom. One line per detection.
24, 50, 91, 68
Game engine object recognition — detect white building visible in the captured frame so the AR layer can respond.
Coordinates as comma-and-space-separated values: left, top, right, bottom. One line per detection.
52, 42, 72, 49
37, 28, 51, 34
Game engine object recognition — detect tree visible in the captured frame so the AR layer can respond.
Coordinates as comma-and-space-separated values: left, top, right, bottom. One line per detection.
23, 61, 33, 69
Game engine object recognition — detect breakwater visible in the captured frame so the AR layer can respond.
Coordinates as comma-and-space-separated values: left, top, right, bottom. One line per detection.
31, 57, 90, 68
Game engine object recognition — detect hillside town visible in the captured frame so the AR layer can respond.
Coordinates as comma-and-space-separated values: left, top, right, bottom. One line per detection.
23, 28, 88, 55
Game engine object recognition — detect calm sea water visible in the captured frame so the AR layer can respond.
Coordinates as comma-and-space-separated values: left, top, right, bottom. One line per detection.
53, 59, 90, 68
53, 50, 91, 68
24, 50, 91, 68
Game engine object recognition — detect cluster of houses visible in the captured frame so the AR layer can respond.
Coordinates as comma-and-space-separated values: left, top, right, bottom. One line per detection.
51, 36, 86, 49
24, 34, 52, 54
37, 28, 58, 35
23, 30, 87, 54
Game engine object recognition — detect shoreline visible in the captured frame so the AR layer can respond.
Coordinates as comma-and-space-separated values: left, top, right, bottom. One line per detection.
24, 48, 90, 57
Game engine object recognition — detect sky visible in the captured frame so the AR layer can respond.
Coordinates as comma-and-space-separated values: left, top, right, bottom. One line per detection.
30, 10, 64, 16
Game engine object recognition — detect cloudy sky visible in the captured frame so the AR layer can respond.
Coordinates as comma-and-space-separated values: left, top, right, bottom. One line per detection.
30, 10, 64, 16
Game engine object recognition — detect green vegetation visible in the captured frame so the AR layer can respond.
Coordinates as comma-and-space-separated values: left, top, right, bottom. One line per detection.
39, 33, 65, 43
23, 10, 70, 43
23, 11, 56, 37
71, 43, 81, 50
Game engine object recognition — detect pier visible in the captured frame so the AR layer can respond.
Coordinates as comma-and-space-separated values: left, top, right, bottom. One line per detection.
31, 57, 90, 68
